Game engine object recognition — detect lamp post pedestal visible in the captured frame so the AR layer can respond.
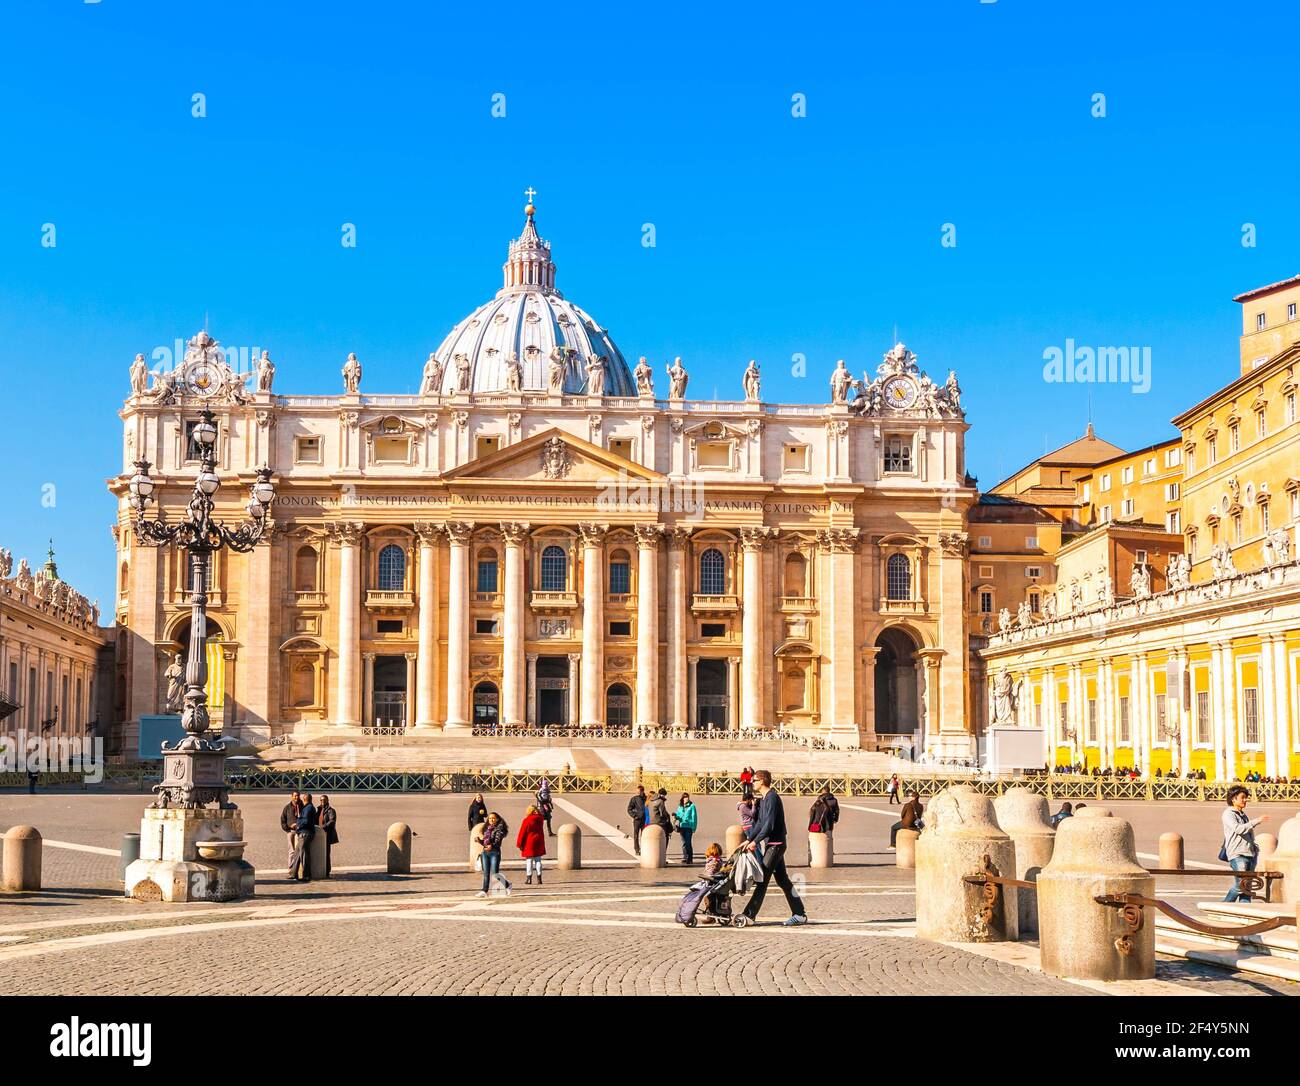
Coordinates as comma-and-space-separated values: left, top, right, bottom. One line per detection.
123, 805, 253, 902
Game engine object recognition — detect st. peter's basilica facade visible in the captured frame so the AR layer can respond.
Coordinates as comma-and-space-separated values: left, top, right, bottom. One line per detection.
109, 203, 976, 757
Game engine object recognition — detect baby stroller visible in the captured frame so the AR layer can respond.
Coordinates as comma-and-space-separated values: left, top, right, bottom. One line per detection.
675, 846, 757, 929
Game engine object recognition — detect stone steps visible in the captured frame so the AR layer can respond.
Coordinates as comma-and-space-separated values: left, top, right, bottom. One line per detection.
1154, 900, 1299, 981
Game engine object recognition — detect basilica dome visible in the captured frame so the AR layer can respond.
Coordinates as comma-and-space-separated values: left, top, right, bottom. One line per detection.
429, 204, 635, 397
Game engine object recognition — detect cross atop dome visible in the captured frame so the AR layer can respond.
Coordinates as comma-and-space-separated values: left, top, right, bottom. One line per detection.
504, 191, 556, 294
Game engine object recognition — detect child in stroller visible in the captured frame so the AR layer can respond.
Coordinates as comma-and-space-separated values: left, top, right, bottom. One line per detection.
675, 842, 752, 928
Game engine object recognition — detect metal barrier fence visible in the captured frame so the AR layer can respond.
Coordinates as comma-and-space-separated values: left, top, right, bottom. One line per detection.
5, 768, 1300, 800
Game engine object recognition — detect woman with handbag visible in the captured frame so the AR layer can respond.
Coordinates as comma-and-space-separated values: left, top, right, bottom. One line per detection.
1221, 786, 1267, 903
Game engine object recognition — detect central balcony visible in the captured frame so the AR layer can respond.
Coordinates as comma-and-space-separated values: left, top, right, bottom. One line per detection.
365, 589, 414, 611
530, 590, 578, 612
691, 593, 739, 613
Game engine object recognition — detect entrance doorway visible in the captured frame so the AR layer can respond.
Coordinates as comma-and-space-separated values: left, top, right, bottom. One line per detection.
536, 656, 569, 727
695, 659, 729, 730
873, 629, 919, 735
473, 681, 499, 729
371, 655, 407, 731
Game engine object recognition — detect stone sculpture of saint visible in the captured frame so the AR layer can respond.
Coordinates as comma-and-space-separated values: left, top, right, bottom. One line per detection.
992, 670, 1017, 725
420, 352, 444, 396
742, 359, 761, 402
1130, 563, 1151, 599
829, 359, 852, 404
634, 356, 654, 396
342, 352, 362, 394
666, 357, 688, 399
585, 353, 606, 397
129, 353, 148, 397
455, 353, 472, 393
255, 350, 275, 393
505, 352, 523, 393
548, 348, 567, 393
163, 652, 185, 713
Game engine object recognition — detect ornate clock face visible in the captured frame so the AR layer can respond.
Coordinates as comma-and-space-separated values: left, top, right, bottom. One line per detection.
185, 361, 220, 398
882, 375, 918, 410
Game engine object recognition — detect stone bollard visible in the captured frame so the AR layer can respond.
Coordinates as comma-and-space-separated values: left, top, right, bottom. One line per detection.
915, 787, 1018, 942
1038, 808, 1155, 981
1158, 832, 1184, 870
469, 827, 484, 873
557, 824, 582, 870
1256, 832, 1278, 866
308, 829, 328, 878
809, 830, 833, 869
387, 822, 412, 875
1263, 815, 1300, 905
895, 828, 919, 869
120, 833, 141, 886
725, 824, 745, 856
2, 826, 42, 892
993, 787, 1056, 937
640, 824, 667, 869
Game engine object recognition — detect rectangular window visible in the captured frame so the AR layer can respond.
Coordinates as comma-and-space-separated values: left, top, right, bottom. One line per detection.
1289, 394, 1297, 424
608, 561, 630, 595
1165, 447, 1181, 468
1029, 590, 1040, 612
376, 619, 403, 634
1101, 505, 1112, 522
608, 437, 632, 459
1122, 466, 1134, 485
1233, 513, 1243, 544
1121, 498, 1135, 517
1082, 482, 1091, 502
1100, 473, 1111, 492
783, 444, 808, 471
1261, 503, 1270, 533
1208, 438, 1217, 464
700, 622, 726, 638
1025, 536, 1038, 549
375, 435, 411, 463
474, 618, 500, 636
698, 441, 731, 468
1135, 549, 1147, 564
1087, 699, 1097, 743
977, 537, 992, 550
474, 435, 500, 459
1166, 511, 1180, 534
1026, 565, 1041, 579
476, 559, 498, 593
883, 435, 914, 474
1256, 312, 1267, 331
1143, 457, 1156, 476
1257, 409, 1267, 438
1165, 482, 1180, 501
1187, 449, 1195, 474
1289, 302, 1297, 320
295, 436, 322, 463
1118, 696, 1130, 743
978, 590, 993, 614
1242, 687, 1259, 746
1229, 424, 1240, 454
609, 620, 632, 637
1196, 690, 1210, 745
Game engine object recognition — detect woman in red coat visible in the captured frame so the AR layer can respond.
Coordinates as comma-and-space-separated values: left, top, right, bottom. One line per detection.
517, 804, 547, 885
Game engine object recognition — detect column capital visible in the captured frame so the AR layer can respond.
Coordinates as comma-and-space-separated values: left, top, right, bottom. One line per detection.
414, 522, 442, 546
499, 522, 531, 547
444, 521, 475, 546
578, 522, 609, 548
328, 520, 366, 547
740, 525, 777, 551
663, 526, 691, 550
526, 652, 539, 664
815, 527, 860, 553
567, 652, 582, 664
634, 524, 663, 549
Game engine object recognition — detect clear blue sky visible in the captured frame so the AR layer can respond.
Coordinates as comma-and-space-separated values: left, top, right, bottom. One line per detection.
2, 1, 1296, 606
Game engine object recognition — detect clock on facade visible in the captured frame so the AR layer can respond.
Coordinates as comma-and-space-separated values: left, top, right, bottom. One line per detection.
184, 360, 222, 398
882, 375, 918, 410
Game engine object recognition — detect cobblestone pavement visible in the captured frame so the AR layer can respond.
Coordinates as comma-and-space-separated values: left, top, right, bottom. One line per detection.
1, 792, 1295, 996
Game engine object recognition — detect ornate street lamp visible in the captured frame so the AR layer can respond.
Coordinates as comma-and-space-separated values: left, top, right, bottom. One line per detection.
129, 408, 275, 806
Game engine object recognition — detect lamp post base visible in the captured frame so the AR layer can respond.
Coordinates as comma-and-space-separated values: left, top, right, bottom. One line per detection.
124, 805, 255, 902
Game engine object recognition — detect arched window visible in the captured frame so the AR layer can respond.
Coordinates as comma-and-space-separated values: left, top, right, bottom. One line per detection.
378, 544, 406, 590
540, 545, 567, 591
699, 548, 726, 595
295, 546, 318, 592
473, 681, 500, 727
606, 682, 632, 727
476, 548, 499, 593
886, 553, 911, 601
608, 549, 631, 595
783, 552, 807, 596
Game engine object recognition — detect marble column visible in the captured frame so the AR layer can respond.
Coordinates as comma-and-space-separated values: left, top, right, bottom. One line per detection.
1260, 634, 1278, 777
665, 529, 689, 728
1270, 634, 1291, 782
404, 653, 417, 729
567, 652, 581, 728
414, 524, 440, 728
740, 527, 770, 730
1209, 642, 1227, 780
1219, 640, 1238, 779
332, 521, 363, 726
444, 521, 474, 730
240, 522, 277, 732
362, 652, 376, 726
818, 527, 860, 744
526, 652, 538, 726
862, 646, 880, 749
728, 656, 741, 730
687, 655, 699, 730
578, 523, 607, 727
500, 523, 530, 727
634, 525, 660, 729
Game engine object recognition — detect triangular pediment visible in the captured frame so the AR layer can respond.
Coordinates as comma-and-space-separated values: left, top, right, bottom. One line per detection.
442, 427, 664, 484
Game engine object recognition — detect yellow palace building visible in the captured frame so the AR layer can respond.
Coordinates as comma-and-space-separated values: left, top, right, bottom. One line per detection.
977, 276, 1300, 778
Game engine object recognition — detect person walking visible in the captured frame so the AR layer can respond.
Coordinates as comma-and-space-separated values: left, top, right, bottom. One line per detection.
517, 804, 547, 884
1222, 786, 1267, 903
475, 812, 512, 897
627, 785, 648, 855
739, 769, 807, 926
889, 789, 923, 849
536, 778, 556, 837
674, 793, 699, 864
467, 793, 488, 831
887, 774, 901, 805
280, 790, 301, 870
289, 790, 319, 882
316, 795, 338, 878
1049, 801, 1074, 828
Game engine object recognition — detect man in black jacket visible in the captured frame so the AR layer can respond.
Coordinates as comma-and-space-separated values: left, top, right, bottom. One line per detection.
626, 786, 647, 855
280, 791, 301, 869
741, 770, 807, 926
289, 791, 319, 882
